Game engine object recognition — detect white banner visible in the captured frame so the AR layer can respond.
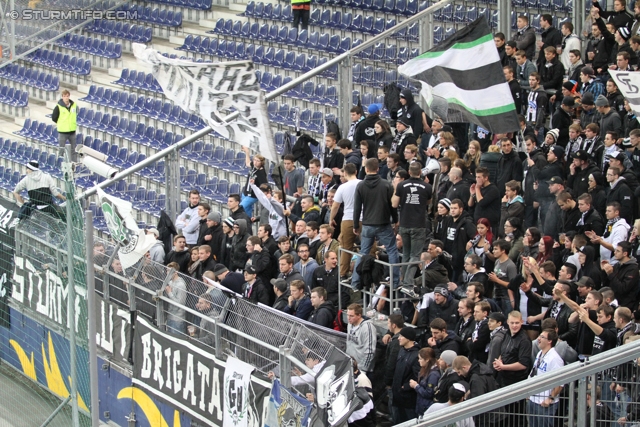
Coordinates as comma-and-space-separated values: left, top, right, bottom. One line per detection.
609, 70, 640, 122
223, 356, 255, 427
95, 188, 156, 269
132, 43, 278, 163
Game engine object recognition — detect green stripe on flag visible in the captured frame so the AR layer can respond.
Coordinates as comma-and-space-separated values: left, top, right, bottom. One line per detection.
445, 98, 517, 116
417, 34, 494, 59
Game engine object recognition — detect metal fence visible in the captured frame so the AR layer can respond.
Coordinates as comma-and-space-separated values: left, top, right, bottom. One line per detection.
399, 338, 640, 427
90, 227, 350, 392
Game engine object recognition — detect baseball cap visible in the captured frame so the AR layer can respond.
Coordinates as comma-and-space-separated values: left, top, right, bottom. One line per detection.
577, 276, 595, 288
270, 278, 288, 292
562, 96, 576, 108
321, 167, 334, 177
546, 176, 564, 185
368, 103, 382, 114
608, 151, 626, 161
146, 227, 159, 238
244, 265, 257, 274
572, 150, 589, 161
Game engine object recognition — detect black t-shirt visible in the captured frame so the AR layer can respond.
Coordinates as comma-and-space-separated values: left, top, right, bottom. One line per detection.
395, 177, 431, 228
592, 320, 617, 355
243, 165, 267, 198
576, 309, 597, 355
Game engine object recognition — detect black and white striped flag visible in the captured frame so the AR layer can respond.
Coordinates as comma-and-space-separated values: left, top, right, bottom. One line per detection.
398, 18, 519, 134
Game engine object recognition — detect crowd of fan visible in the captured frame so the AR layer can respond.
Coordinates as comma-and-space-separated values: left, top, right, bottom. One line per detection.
93, 7, 640, 425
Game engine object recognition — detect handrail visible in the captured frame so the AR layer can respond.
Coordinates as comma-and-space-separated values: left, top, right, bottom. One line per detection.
76, 0, 453, 200
411, 339, 640, 427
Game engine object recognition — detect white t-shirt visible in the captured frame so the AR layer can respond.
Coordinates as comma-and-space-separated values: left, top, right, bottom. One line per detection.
333, 178, 361, 221
529, 347, 564, 404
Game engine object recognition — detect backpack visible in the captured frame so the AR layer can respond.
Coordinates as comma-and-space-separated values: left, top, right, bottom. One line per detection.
333, 309, 348, 332
383, 82, 403, 120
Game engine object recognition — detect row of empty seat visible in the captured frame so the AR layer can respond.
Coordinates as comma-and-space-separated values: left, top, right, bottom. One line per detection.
0, 64, 60, 92
81, 85, 207, 132
57, 34, 122, 59
112, 69, 164, 94
0, 86, 29, 108
142, 0, 212, 10
15, 119, 63, 147
84, 20, 153, 43
210, 17, 420, 42
27, 49, 91, 75
117, 4, 183, 27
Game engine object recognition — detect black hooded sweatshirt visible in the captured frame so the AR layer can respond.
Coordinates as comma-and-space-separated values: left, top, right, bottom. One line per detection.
353, 174, 397, 229
397, 88, 428, 138
308, 301, 336, 328
497, 150, 524, 196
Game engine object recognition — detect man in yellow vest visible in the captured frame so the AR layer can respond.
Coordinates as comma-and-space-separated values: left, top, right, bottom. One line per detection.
52, 89, 78, 161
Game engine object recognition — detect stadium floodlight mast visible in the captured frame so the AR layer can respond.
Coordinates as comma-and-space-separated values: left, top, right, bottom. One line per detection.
76, 145, 118, 179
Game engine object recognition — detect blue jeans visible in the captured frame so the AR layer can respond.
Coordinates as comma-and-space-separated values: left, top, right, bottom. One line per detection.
399, 227, 426, 287
240, 194, 257, 217
166, 319, 185, 335
496, 297, 513, 315
387, 388, 398, 424
352, 224, 400, 289
527, 399, 558, 427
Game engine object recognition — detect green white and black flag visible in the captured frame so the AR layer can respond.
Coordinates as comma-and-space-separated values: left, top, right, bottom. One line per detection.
398, 17, 519, 134
95, 188, 156, 270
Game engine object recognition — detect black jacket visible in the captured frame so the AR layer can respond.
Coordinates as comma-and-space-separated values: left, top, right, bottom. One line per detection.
230, 219, 250, 271
497, 151, 524, 196
533, 160, 565, 202
164, 249, 190, 273
446, 180, 471, 210
194, 255, 217, 281
384, 333, 401, 387
540, 298, 578, 347
523, 148, 548, 205
392, 345, 421, 409
593, 18, 617, 73
496, 329, 532, 387
243, 277, 270, 305
540, 56, 565, 94
272, 291, 290, 311
199, 223, 225, 262
397, 88, 427, 139
551, 106, 573, 147
354, 113, 380, 147
575, 207, 605, 237
433, 368, 461, 403
567, 162, 600, 199
467, 319, 491, 364
594, 0, 634, 29
231, 207, 253, 235
308, 301, 336, 328
433, 330, 464, 358
311, 266, 349, 307
606, 179, 634, 224
249, 247, 276, 302
561, 204, 583, 234
537, 26, 563, 70
353, 174, 397, 229
418, 294, 460, 331
602, 257, 639, 311
444, 211, 477, 271
472, 183, 501, 228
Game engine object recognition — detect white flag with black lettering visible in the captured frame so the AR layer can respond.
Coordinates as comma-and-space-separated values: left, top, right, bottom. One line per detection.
223, 356, 255, 427
132, 43, 278, 163
95, 188, 156, 270
610, 70, 640, 122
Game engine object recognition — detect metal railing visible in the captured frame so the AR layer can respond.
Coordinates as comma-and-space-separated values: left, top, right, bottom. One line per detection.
402, 339, 640, 427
